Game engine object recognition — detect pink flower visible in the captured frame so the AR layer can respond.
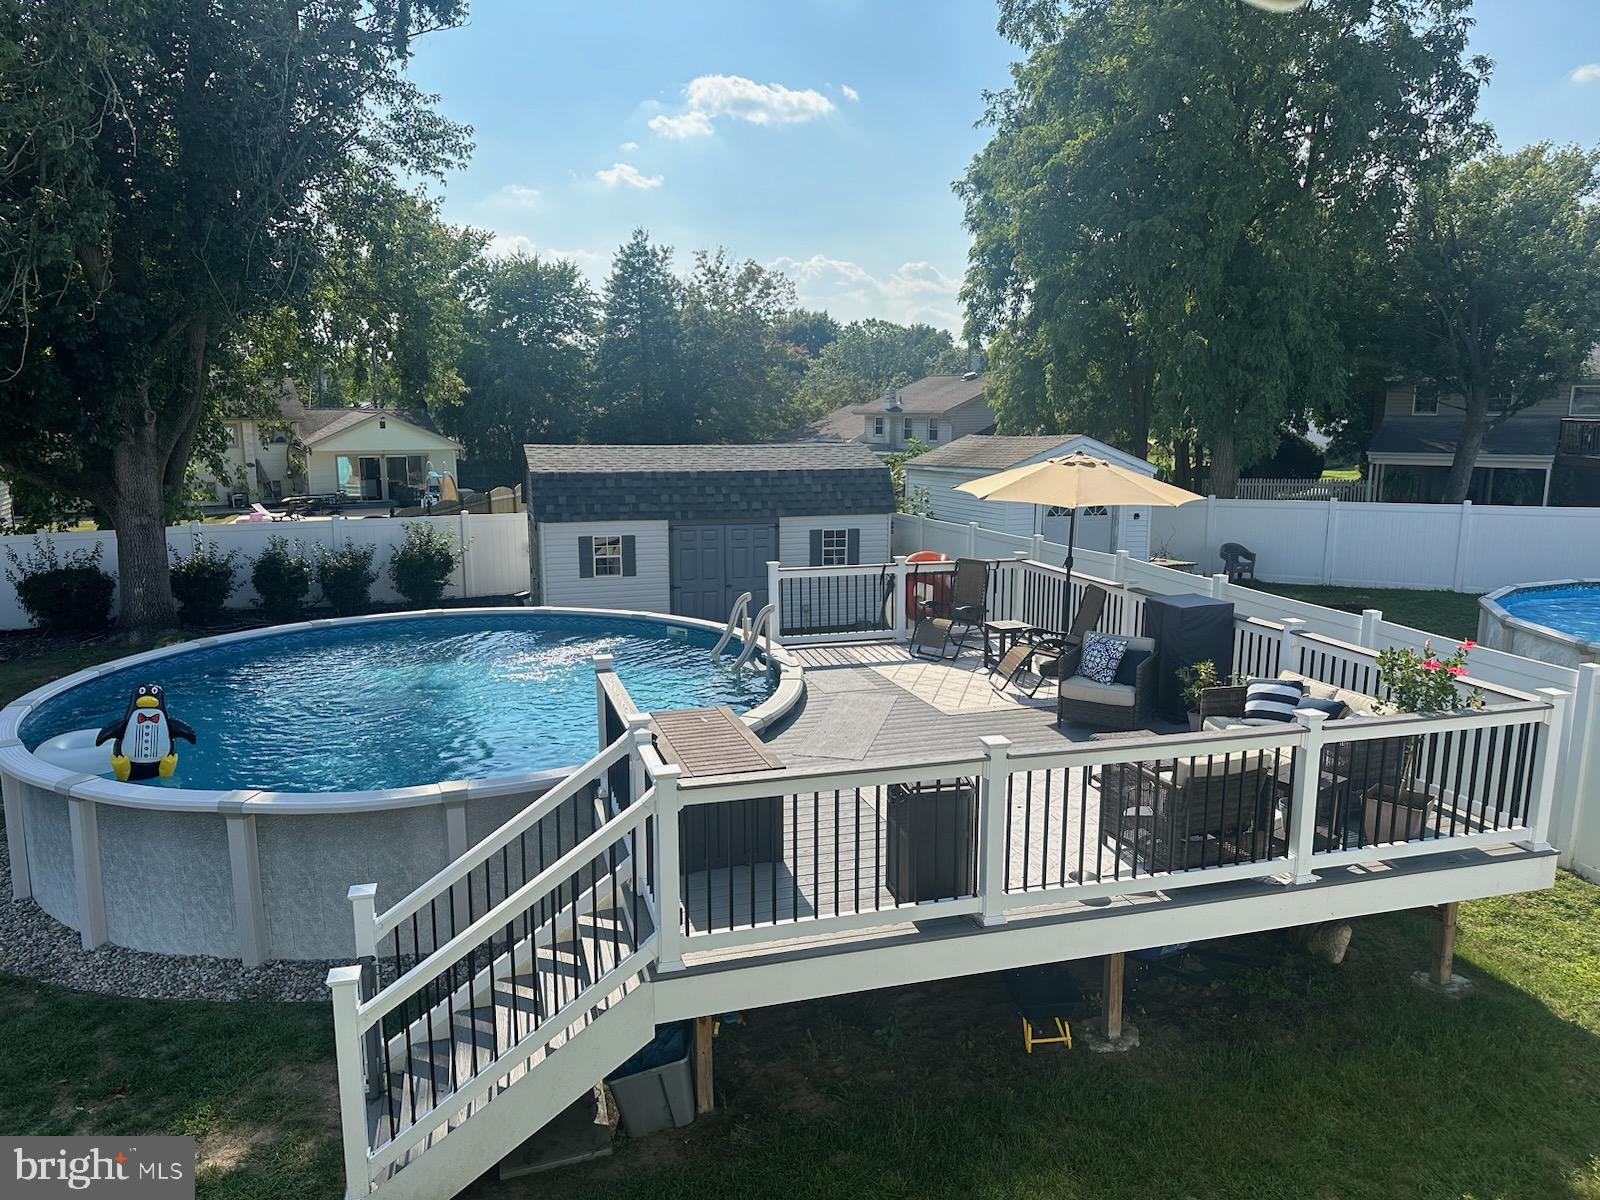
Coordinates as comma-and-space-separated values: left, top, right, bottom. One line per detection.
1447, 664, 1468, 677
1421, 658, 1443, 671
1458, 640, 1477, 651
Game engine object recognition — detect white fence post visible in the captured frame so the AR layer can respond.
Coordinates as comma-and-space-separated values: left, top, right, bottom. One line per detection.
1321, 498, 1339, 585
327, 965, 373, 1198
1032, 534, 1045, 562
978, 736, 1011, 927
1288, 712, 1326, 884
1527, 688, 1570, 849
766, 560, 782, 640
347, 882, 379, 961
1210, 572, 1229, 601
966, 521, 980, 558
1553, 665, 1600, 868
652, 765, 685, 971
890, 555, 910, 641
1278, 616, 1307, 676
1452, 501, 1474, 593
1359, 608, 1383, 649
1112, 549, 1129, 585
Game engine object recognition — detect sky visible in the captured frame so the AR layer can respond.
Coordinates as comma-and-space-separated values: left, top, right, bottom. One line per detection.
405, 1, 1600, 335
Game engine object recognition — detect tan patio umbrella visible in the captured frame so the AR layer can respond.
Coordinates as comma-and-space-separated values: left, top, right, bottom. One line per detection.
954, 451, 1202, 607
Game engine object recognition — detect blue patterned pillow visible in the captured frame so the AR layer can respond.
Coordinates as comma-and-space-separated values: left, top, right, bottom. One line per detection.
1079, 633, 1129, 685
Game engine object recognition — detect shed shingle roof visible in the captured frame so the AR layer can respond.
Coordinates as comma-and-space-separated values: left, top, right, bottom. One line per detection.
523, 442, 896, 523
909, 434, 1085, 471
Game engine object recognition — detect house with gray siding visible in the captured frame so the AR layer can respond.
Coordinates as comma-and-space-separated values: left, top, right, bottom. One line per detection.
806, 373, 994, 453
524, 443, 895, 622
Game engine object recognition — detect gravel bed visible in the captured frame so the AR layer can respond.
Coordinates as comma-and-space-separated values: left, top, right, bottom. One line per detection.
0, 837, 335, 1003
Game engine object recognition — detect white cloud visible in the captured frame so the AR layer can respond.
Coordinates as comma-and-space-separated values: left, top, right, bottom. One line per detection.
484, 232, 609, 274
595, 161, 664, 190
770, 254, 963, 332
647, 74, 835, 139
840, 84, 860, 102
1572, 63, 1600, 83
487, 183, 540, 210
648, 110, 715, 140
618, 141, 639, 151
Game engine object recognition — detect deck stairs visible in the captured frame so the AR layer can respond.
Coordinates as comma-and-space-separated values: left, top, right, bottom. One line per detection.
331, 731, 668, 1200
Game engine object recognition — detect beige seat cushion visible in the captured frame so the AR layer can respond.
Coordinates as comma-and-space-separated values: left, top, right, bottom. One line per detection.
1278, 671, 1380, 717
1203, 716, 1281, 732
1172, 750, 1266, 786
1059, 677, 1137, 706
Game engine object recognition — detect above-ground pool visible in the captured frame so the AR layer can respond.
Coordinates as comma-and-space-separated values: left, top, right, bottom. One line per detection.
1480, 581, 1600, 667
0, 608, 802, 962
20, 611, 776, 792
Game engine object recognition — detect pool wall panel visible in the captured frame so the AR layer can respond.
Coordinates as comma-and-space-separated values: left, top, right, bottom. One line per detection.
21, 785, 75, 927
98, 807, 235, 956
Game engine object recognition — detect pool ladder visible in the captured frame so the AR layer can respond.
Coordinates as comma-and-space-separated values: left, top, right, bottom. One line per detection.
712, 592, 774, 670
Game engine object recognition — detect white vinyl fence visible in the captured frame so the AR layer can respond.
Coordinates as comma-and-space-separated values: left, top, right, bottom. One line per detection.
1147, 496, 1600, 593
892, 513, 1600, 883
0, 511, 530, 630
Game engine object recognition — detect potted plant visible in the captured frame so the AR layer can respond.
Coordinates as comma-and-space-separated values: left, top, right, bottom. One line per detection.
1175, 661, 1241, 731
1367, 640, 1485, 842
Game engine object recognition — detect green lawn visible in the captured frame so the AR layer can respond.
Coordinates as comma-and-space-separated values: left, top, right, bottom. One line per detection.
1241, 581, 1483, 643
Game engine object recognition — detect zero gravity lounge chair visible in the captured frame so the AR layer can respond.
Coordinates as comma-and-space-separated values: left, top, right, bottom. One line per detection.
910, 558, 990, 660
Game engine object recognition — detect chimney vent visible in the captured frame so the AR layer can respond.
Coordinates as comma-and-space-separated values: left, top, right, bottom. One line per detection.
881, 386, 901, 412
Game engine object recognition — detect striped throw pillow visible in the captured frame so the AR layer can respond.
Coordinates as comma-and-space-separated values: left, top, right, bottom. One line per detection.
1243, 678, 1304, 723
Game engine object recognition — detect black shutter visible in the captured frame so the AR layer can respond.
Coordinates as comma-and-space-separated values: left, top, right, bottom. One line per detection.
846, 528, 861, 564
578, 536, 593, 579
809, 528, 824, 566
621, 535, 636, 577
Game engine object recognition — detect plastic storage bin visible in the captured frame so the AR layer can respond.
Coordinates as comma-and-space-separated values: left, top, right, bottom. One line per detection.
606, 1023, 695, 1137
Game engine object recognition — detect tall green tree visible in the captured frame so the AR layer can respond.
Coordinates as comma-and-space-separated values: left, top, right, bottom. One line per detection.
591, 230, 690, 441
1394, 144, 1600, 502
0, 0, 469, 629
795, 318, 970, 413
445, 253, 599, 461
964, 0, 1486, 491
681, 251, 809, 442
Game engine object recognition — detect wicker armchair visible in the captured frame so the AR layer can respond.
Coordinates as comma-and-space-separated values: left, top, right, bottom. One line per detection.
1098, 750, 1278, 872
1056, 636, 1156, 731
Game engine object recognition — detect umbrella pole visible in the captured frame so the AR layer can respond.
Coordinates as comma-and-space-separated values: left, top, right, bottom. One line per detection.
1063, 506, 1078, 629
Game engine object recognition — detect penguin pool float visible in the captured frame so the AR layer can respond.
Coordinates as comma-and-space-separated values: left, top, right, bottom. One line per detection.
94, 684, 197, 782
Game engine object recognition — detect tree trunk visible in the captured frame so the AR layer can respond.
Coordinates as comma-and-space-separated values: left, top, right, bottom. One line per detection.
108, 428, 178, 632
1173, 435, 1192, 490
1209, 429, 1239, 498
1440, 386, 1490, 504
1126, 367, 1152, 461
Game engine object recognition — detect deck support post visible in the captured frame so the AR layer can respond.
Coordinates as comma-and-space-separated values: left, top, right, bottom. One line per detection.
1102, 952, 1124, 1041
327, 965, 373, 1200
652, 765, 685, 972
694, 1015, 716, 1115
1359, 608, 1383, 648
977, 736, 1012, 927
593, 653, 615, 796
1431, 902, 1459, 987
1288, 711, 1327, 885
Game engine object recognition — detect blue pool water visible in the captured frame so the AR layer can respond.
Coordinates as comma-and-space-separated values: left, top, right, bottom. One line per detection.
1498, 585, 1600, 643
19, 613, 774, 793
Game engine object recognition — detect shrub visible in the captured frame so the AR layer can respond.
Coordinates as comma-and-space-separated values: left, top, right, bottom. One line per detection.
251, 537, 314, 620
168, 537, 240, 625
317, 542, 378, 616
388, 522, 461, 608
3, 537, 116, 634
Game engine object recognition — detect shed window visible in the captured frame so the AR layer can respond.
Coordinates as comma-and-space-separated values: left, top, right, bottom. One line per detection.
1412, 392, 1439, 415
820, 528, 849, 566
1572, 386, 1600, 417
592, 536, 623, 576
873, 416, 885, 438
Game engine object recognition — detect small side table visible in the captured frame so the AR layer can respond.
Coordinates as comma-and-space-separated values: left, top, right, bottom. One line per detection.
981, 618, 1032, 667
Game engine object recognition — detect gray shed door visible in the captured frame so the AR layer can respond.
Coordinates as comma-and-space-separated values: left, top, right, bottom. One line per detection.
669, 523, 776, 623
